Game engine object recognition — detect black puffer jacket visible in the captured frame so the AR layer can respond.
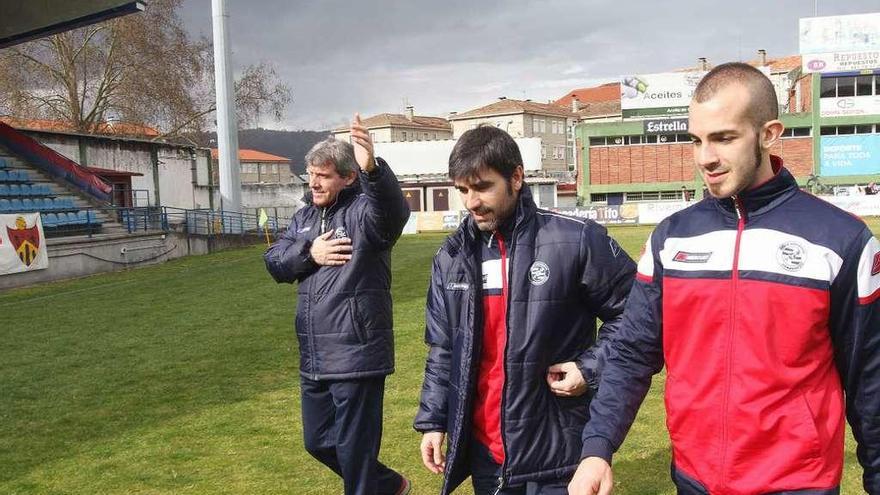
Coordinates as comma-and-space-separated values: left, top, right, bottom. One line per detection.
414, 187, 636, 493
264, 159, 409, 380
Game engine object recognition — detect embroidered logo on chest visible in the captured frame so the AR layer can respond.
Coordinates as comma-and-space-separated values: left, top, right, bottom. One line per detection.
777, 241, 807, 271
529, 261, 550, 286
872, 252, 880, 276
672, 251, 712, 263
334, 226, 348, 239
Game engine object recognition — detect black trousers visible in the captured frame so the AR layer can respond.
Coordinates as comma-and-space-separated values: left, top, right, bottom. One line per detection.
468, 437, 569, 495
300, 375, 402, 495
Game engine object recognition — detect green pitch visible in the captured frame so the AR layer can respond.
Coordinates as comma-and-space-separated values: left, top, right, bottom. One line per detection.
1, 219, 877, 494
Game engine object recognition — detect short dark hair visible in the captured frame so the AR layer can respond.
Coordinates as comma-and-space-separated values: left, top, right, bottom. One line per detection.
448, 125, 523, 181
693, 62, 778, 128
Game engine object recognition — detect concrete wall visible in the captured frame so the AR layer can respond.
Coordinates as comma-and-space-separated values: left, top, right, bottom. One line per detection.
22, 130, 212, 210
373, 137, 544, 175
0, 231, 265, 290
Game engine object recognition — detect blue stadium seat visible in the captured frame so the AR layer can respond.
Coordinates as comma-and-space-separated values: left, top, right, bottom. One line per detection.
0, 170, 7, 181
17, 170, 28, 182
20, 184, 31, 196
68, 212, 83, 225
37, 184, 50, 196
21, 198, 34, 211
9, 199, 23, 212
6, 170, 19, 182
76, 211, 88, 224
43, 213, 58, 227
0, 185, 8, 197
9, 184, 21, 196
0, 199, 10, 212
0, 158, 7, 169
86, 210, 102, 225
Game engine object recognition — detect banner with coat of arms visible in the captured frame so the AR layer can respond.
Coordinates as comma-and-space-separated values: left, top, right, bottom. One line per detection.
0, 213, 48, 275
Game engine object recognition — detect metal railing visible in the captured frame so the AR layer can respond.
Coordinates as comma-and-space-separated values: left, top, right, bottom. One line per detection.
121, 206, 284, 236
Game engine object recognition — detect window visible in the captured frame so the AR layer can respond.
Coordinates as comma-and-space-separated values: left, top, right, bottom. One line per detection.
589, 137, 605, 146
644, 135, 658, 144
837, 125, 855, 135
533, 119, 546, 134
820, 75, 880, 98
541, 146, 547, 159
402, 131, 407, 140
629, 135, 642, 144
675, 134, 691, 142
820, 77, 837, 98
781, 128, 811, 138
590, 193, 607, 204
610, 136, 624, 145
857, 76, 873, 96
856, 124, 875, 134
660, 190, 681, 200
837, 76, 856, 97
820, 126, 837, 136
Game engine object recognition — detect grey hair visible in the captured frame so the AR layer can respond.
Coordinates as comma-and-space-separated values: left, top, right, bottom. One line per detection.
304, 137, 357, 177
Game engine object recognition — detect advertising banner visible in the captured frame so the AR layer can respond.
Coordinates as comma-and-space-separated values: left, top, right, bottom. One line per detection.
799, 13, 880, 54
820, 134, 880, 177
820, 95, 880, 117
643, 118, 689, 135
0, 213, 48, 275
550, 205, 639, 224
619, 72, 705, 118
802, 50, 880, 73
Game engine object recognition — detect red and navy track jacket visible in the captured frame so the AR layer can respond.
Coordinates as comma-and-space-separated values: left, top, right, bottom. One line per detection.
581, 158, 880, 495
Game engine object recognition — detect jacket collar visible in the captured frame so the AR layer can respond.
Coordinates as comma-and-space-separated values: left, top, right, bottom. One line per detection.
714, 155, 799, 219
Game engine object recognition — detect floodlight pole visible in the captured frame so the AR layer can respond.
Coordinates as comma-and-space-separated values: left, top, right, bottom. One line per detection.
212, 0, 241, 213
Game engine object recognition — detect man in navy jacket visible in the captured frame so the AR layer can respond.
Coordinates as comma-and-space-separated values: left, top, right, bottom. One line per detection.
415, 126, 636, 494
570, 63, 880, 495
265, 115, 411, 495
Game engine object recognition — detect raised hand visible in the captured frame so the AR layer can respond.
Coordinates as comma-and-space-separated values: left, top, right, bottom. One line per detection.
547, 361, 588, 397
309, 230, 352, 266
350, 113, 376, 174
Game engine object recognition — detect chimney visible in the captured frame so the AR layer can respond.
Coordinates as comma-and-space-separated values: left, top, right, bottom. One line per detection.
698, 57, 708, 70
758, 49, 767, 66
571, 96, 580, 112
448, 111, 457, 119
498, 96, 507, 100
405, 105, 414, 121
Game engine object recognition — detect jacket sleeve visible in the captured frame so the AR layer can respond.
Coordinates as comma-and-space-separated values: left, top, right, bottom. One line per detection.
263, 210, 319, 283
414, 254, 452, 433
828, 228, 880, 494
574, 221, 637, 390
359, 157, 411, 249
580, 231, 666, 463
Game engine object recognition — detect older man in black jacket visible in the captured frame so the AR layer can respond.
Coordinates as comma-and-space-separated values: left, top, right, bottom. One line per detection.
415, 126, 636, 495
265, 115, 411, 495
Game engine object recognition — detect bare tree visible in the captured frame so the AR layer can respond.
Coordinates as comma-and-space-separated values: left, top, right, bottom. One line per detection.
0, 0, 290, 138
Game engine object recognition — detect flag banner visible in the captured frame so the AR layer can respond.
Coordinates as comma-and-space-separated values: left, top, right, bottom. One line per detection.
0, 213, 48, 275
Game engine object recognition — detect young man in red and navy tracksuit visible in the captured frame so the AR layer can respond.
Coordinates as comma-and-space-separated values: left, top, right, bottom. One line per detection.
414, 126, 637, 494
571, 63, 880, 495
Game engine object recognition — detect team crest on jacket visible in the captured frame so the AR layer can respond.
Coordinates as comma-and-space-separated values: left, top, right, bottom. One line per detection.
529, 261, 550, 285
872, 252, 880, 276
777, 241, 806, 271
334, 226, 348, 239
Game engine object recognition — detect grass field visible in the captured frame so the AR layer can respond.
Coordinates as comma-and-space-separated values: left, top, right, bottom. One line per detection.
2, 218, 878, 494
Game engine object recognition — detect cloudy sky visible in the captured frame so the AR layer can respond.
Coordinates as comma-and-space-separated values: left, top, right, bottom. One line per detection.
179, 0, 879, 131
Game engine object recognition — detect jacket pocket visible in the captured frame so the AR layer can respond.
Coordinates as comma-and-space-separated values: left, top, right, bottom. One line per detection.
348, 298, 368, 344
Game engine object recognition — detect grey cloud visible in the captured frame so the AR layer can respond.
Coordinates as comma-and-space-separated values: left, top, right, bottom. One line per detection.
180, 0, 880, 129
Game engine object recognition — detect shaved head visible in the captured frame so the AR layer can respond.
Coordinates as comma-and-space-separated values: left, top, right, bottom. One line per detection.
693, 62, 778, 129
